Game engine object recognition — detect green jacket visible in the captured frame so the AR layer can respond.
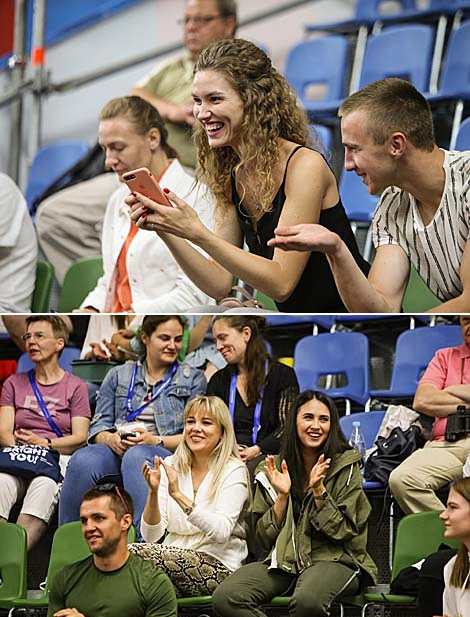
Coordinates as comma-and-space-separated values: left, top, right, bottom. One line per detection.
251, 449, 378, 587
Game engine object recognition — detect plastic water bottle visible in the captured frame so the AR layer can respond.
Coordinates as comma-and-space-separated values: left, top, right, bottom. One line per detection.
349, 421, 367, 471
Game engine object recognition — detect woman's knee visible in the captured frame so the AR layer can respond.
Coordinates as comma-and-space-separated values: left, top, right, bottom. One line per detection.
0, 473, 21, 519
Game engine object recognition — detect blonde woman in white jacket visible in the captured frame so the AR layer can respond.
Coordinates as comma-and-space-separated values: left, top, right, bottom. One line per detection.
129, 395, 249, 597
439, 477, 470, 617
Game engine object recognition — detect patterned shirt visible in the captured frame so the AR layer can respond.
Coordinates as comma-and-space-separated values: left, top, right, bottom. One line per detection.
372, 150, 470, 301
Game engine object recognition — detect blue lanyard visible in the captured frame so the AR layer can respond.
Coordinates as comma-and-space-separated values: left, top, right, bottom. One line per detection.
125, 361, 178, 422
228, 361, 268, 445
28, 369, 63, 438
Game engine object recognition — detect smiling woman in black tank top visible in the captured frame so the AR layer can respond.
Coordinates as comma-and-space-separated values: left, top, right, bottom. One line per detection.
128, 38, 369, 312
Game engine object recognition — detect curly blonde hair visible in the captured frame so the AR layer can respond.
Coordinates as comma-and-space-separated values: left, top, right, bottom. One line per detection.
193, 38, 312, 214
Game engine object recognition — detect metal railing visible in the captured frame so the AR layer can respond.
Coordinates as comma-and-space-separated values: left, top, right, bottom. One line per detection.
1, 0, 316, 182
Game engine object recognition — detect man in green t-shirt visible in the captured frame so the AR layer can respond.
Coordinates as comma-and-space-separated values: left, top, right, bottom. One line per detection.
48, 485, 177, 617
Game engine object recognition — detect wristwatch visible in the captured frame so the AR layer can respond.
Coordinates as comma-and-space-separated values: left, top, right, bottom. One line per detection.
312, 490, 328, 500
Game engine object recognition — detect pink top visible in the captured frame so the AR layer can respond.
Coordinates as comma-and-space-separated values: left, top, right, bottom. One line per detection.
418, 342, 470, 441
0, 371, 91, 439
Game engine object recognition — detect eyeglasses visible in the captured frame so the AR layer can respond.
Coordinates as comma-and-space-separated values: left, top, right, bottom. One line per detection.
20, 332, 51, 342
178, 15, 222, 26
94, 483, 130, 514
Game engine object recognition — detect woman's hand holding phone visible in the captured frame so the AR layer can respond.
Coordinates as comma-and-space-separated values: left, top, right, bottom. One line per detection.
127, 187, 205, 243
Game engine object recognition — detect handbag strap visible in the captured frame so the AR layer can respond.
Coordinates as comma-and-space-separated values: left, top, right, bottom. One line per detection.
28, 369, 63, 438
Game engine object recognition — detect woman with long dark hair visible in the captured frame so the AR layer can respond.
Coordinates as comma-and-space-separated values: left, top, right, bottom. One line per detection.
207, 315, 299, 476
213, 390, 377, 617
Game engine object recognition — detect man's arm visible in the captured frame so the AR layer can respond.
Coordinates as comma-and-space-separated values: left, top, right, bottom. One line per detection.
268, 224, 410, 312
428, 240, 470, 313
413, 382, 470, 417
129, 87, 194, 126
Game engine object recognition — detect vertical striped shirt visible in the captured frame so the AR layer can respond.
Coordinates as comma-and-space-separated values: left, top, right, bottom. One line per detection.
372, 150, 470, 301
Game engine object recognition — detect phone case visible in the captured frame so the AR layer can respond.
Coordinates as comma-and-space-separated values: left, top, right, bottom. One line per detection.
122, 167, 172, 206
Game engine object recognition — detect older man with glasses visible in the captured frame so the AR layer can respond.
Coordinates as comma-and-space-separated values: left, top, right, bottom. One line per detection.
131, 0, 238, 170
47, 484, 177, 617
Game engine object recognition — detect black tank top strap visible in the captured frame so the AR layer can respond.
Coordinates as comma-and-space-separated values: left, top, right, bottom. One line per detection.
281, 145, 305, 185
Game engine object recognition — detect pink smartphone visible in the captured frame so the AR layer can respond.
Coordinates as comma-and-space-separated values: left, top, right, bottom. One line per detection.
122, 167, 172, 206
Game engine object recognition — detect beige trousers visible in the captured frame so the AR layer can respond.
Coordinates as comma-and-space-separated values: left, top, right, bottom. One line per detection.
389, 437, 470, 513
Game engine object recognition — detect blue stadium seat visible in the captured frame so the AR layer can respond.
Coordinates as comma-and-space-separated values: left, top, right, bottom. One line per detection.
284, 36, 349, 120
427, 19, 470, 147
293, 332, 370, 413
371, 325, 463, 401
17, 347, 81, 374
25, 140, 90, 212
340, 409, 386, 448
358, 23, 435, 91
265, 315, 335, 334
339, 170, 380, 261
455, 117, 470, 150
310, 124, 333, 155
304, 0, 417, 35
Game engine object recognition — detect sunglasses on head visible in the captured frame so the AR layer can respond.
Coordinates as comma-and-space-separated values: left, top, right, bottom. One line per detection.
94, 483, 130, 514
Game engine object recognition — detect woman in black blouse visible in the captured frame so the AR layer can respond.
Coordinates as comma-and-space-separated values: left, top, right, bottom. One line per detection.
207, 315, 299, 477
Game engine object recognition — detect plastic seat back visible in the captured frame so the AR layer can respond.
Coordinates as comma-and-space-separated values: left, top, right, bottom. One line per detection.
25, 141, 90, 211
392, 511, 459, 579
339, 410, 386, 447
437, 20, 470, 96
455, 117, 470, 150
359, 24, 434, 91
385, 325, 463, 396
45, 522, 137, 591
356, 0, 416, 20
293, 332, 370, 406
11, 521, 136, 610
57, 256, 103, 312
31, 260, 54, 313
339, 170, 380, 222
0, 523, 28, 608
285, 36, 349, 106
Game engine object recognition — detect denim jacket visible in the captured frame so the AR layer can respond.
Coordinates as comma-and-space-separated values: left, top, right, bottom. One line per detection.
88, 359, 207, 442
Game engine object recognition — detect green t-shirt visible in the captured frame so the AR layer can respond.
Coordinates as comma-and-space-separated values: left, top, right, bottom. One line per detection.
47, 552, 177, 617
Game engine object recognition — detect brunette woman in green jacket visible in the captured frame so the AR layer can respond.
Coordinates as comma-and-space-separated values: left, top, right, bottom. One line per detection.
213, 390, 377, 617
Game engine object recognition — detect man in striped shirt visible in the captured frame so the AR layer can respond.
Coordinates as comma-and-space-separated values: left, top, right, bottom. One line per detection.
268, 78, 470, 313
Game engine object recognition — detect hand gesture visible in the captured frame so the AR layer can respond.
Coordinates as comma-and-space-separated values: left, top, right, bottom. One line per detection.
307, 453, 331, 494
142, 455, 162, 492
126, 190, 204, 242
239, 444, 262, 463
88, 342, 110, 360
267, 224, 341, 255
168, 101, 195, 126
160, 458, 180, 497
266, 455, 291, 497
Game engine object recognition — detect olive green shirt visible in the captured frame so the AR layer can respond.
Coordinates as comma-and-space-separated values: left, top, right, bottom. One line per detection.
47, 552, 177, 617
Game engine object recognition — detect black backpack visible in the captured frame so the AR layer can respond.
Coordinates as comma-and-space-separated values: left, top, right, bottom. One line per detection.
364, 425, 427, 484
